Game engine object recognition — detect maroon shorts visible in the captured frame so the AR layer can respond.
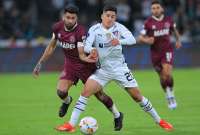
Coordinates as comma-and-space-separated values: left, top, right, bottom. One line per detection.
151, 49, 174, 72
59, 60, 96, 85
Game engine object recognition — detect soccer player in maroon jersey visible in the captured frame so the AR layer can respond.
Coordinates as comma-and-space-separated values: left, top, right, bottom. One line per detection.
138, 1, 182, 109
33, 5, 123, 130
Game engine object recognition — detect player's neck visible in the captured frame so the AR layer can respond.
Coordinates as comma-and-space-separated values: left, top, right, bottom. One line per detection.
64, 22, 78, 32
152, 14, 164, 21
101, 23, 114, 30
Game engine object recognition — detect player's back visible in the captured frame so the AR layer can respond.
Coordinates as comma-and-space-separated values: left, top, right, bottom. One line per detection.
144, 16, 174, 52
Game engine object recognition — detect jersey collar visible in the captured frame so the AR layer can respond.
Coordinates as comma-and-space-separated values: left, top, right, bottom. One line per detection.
101, 22, 116, 31
152, 15, 164, 21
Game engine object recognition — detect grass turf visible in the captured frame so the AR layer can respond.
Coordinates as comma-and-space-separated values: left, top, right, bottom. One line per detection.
0, 69, 200, 135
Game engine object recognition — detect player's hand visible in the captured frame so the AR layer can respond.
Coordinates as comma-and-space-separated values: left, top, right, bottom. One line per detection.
175, 40, 182, 49
111, 38, 120, 46
86, 48, 98, 63
33, 63, 42, 78
146, 37, 154, 45
90, 48, 98, 58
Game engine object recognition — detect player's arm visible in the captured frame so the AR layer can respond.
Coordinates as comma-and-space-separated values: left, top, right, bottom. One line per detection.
137, 23, 154, 45
173, 26, 182, 49
77, 42, 98, 63
33, 33, 57, 78
78, 27, 98, 63
137, 35, 154, 45
111, 24, 136, 46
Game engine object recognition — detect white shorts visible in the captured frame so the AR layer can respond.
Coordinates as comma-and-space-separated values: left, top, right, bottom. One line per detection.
89, 63, 138, 88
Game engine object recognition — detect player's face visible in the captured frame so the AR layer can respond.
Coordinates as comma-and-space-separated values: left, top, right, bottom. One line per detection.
63, 12, 77, 29
101, 11, 116, 29
151, 4, 163, 18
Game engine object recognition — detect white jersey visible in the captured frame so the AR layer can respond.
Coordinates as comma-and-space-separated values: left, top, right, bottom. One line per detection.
84, 22, 136, 71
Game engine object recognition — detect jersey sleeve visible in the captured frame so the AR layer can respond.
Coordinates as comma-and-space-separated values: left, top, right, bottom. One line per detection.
52, 23, 58, 40
77, 26, 86, 47
169, 17, 176, 32
118, 23, 136, 45
77, 26, 86, 42
140, 21, 149, 35
84, 26, 96, 53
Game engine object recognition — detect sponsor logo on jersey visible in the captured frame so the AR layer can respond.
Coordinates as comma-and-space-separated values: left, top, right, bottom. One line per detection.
112, 31, 119, 37
59, 41, 76, 49
154, 28, 169, 37
98, 42, 111, 48
97, 34, 102, 37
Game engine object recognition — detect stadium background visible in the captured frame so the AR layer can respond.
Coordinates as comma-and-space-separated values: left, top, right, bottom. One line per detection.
0, 0, 200, 72
0, 0, 200, 135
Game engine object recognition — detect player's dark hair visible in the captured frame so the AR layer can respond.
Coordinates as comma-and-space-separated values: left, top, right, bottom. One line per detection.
103, 5, 117, 14
64, 5, 79, 14
151, 0, 162, 6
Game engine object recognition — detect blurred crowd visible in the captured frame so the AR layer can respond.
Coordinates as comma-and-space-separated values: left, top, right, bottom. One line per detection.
0, 0, 200, 45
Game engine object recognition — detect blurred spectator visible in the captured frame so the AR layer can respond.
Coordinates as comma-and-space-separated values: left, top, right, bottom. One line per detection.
141, 0, 151, 18
116, 0, 132, 29
0, 0, 199, 46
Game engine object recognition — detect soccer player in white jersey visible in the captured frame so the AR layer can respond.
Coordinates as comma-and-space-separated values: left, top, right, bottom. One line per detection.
56, 5, 173, 132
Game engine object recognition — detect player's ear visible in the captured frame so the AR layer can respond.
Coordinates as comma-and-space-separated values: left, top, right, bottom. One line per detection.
101, 14, 103, 20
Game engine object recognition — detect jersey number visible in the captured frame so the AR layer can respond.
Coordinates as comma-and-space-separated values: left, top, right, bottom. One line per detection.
166, 52, 172, 62
124, 72, 133, 81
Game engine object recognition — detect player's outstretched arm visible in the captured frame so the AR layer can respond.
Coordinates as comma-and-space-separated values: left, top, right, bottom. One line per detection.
137, 35, 154, 45
173, 27, 182, 49
33, 36, 57, 78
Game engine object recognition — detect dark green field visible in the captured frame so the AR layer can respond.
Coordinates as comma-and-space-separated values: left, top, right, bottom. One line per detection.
0, 69, 200, 135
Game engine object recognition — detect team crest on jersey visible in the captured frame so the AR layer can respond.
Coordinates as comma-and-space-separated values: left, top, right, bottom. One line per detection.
69, 35, 75, 43
164, 22, 170, 28
152, 25, 156, 30
58, 33, 61, 38
106, 33, 112, 40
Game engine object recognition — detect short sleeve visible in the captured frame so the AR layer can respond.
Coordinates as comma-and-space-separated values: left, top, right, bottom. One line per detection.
170, 17, 176, 31
77, 25, 86, 43
85, 27, 95, 47
84, 26, 96, 53
52, 23, 58, 40
140, 21, 149, 35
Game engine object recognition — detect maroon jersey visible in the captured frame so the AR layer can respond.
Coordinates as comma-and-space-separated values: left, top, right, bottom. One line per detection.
141, 16, 175, 72
141, 16, 175, 52
52, 21, 96, 84
52, 21, 86, 62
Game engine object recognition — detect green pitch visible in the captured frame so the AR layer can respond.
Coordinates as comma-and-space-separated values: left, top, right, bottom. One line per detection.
0, 69, 200, 135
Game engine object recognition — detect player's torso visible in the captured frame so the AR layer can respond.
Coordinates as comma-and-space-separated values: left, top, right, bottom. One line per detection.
54, 21, 83, 62
92, 23, 125, 69
146, 16, 173, 52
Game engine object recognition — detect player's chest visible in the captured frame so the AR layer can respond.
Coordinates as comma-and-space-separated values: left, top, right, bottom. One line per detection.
57, 32, 77, 49
149, 21, 171, 37
95, 30, 120, 42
